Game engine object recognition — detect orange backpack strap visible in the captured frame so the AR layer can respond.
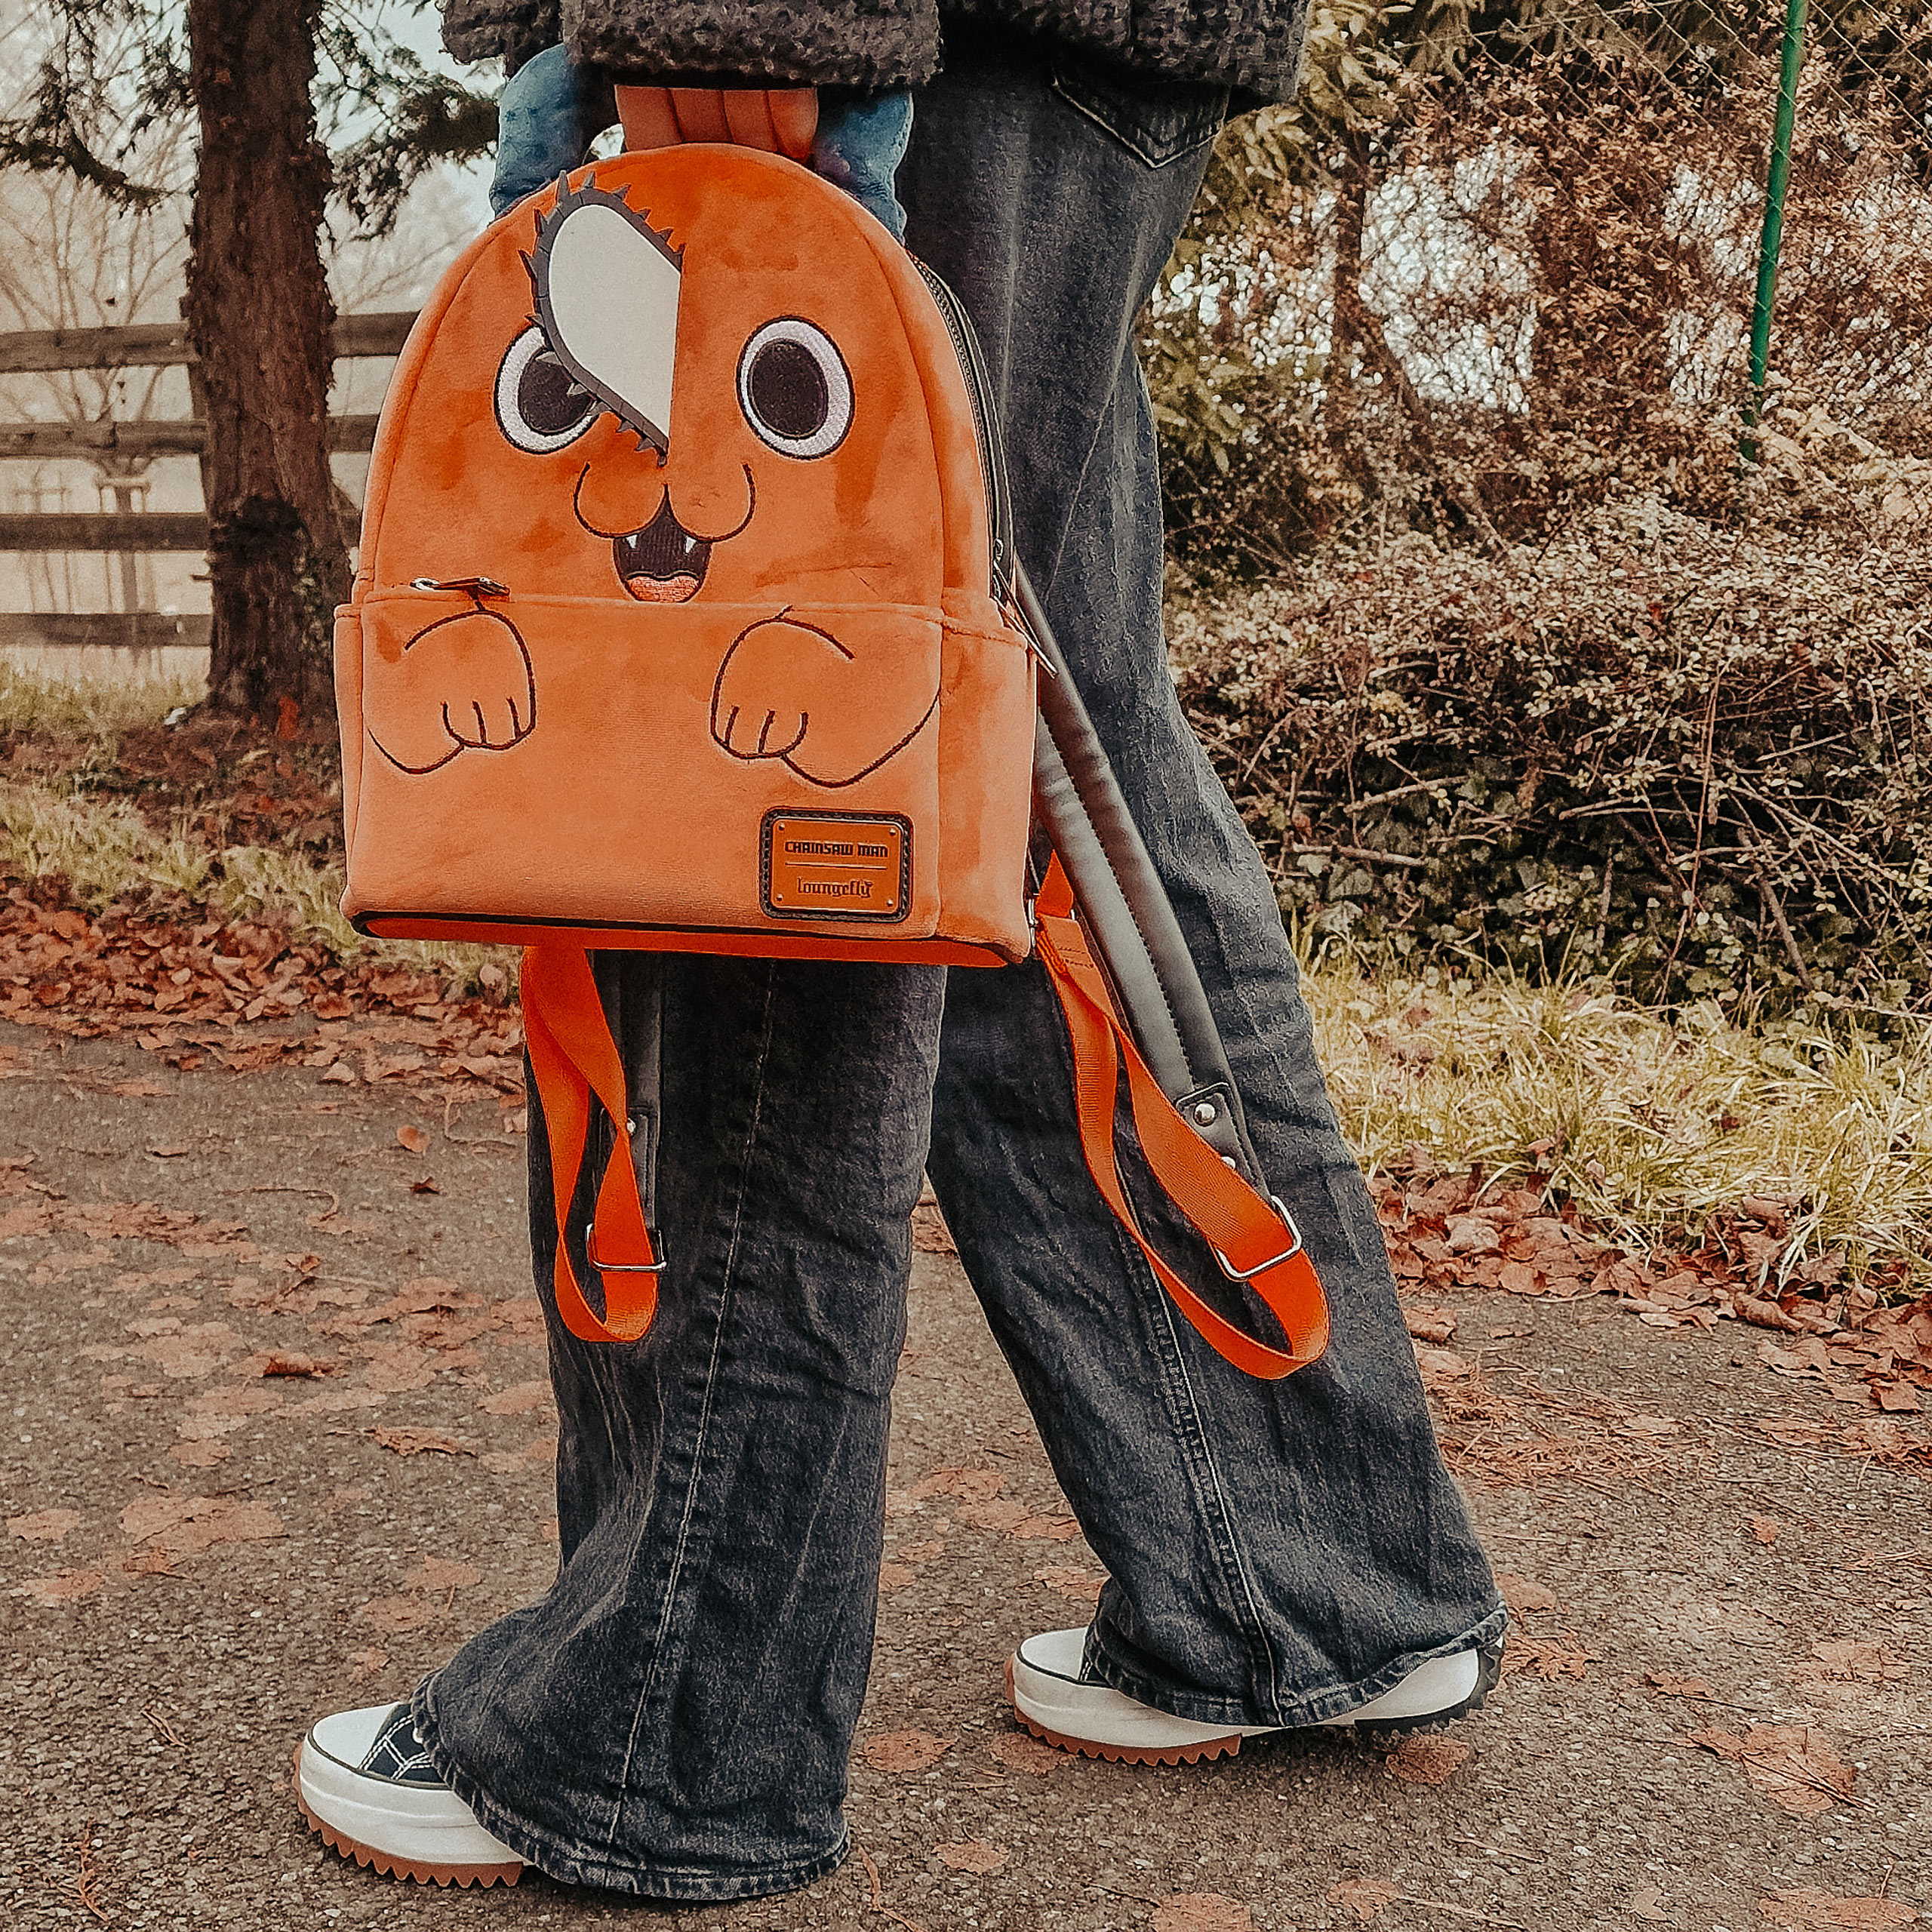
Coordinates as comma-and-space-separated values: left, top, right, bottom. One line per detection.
520, 943, 663, 1343
1032, 859, 1330, 1379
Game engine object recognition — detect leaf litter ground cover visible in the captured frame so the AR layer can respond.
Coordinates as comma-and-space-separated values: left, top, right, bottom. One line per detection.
2, 1028, 1927, 1930
8, 819, 1932, 1435
4, 694, 1930, 1923
11, 699, 1932, 1284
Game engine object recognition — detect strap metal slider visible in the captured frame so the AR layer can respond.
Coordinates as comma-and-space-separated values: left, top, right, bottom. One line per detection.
1212, 1196, 1303, 1281
586, 1222, 668, 1275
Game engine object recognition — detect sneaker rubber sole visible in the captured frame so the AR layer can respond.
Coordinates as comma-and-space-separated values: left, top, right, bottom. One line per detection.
1005, 1656, 1247, 1764
1004, 1638, 1503, 1766
293, 1743, 523, 1888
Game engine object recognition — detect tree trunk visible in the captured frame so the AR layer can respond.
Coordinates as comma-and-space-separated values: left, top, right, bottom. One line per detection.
184, 0, 346, 725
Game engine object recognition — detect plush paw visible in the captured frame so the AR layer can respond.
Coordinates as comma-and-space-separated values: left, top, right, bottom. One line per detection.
366, 608, 537, 774
710, 615, 937, 787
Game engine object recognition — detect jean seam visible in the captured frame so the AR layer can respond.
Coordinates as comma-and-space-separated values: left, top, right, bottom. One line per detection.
409, 1686, 854, 1901
1144, 1272, 1285, 1718
1037, 346, 1128, 605
1099, 1212, 1283, 1713
605, 961, 780, 1856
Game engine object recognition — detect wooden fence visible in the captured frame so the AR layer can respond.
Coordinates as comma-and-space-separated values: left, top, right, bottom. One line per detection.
0, 312, 414, 645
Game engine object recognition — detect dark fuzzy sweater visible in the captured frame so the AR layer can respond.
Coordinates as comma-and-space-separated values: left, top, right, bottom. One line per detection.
441, 0, 1312, 104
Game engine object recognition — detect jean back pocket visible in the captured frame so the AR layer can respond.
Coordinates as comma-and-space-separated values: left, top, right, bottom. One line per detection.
1051, 54, 1229, 169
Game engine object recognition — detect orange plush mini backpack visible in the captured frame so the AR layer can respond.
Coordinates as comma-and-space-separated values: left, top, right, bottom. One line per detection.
338, 147, 1030, 962
339, 147, 1329, 1377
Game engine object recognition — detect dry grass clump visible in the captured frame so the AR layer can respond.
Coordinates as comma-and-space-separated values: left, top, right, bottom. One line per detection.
1304, 954, 1932, 1288
0, 665, 202, 737
0, 777, 497, 990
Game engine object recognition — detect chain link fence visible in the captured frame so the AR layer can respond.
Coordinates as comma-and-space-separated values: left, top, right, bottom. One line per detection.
1155, 2, 1932, 1009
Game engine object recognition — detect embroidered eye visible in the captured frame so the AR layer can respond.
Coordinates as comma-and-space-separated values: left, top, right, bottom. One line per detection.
737, 318, 853, 459
495, 326, 601, 454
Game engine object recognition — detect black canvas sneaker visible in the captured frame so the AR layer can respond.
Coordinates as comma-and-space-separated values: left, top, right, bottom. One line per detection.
294, 1702, 523, 1887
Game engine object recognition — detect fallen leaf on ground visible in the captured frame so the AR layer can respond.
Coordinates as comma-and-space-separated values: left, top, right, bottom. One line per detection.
1789, 1640, 1912, 1687
118, 1494, 285, 1553
411, 1557, 481, 1593
935, 1841, 1007, 1874
1035, 1565, 1105, 1602
1749, 1514, 1785, 1544
1010, 1513, 1082, 1540
481, 1435, 555, 1472
864, 1730, 953, 1774
372, 1427, 472, 1457
1759, 1891, 1918, 1929
989, 1730, 1071, 1775
17, 1569, 104, 1604
396, 1125, 431, 1154
1644, 1672, 1714, 1699
1445, 1216, 1500, 1255
478, 1380, 553, 1417
1506, 1634, 1600, 1681
955, 1497, 1032, 1533
1384, 1734, 1470, 1785
1404, 1306, 1458, 1344
361, 1594, 441, 1632
114, 1549, 180, 1580
8, 1508, 82, 1543
878, 1563, 918, 1592
1327, 1878, 1404, 1923
1415, 1347, 1471, 1387
129, 1320, 242, 1380
1687, 1724, 1857, 1817
905, 1466, 1003, 1505
911, 1201, 955, 1254
1152, 1895, 1254, 1932
1494, 1570, 1561, 1613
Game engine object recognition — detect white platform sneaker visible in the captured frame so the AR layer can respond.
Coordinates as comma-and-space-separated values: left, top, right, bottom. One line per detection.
1008, 1626, 1501, 1765
295, 1703, 524, 1887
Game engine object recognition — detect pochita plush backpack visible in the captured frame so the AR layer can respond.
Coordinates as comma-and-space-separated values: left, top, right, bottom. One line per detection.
337, 147, 1329, 1377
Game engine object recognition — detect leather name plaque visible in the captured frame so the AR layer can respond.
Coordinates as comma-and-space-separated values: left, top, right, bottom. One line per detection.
761, 812, 911, 921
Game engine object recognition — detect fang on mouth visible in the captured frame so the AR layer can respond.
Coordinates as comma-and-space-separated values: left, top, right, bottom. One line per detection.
614, 497, 712, 601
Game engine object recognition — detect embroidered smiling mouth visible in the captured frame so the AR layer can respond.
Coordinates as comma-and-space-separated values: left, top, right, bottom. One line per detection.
615, 496, 712, 604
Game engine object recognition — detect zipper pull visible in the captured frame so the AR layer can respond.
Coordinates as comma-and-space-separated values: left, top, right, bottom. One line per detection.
411, 575, 509, 598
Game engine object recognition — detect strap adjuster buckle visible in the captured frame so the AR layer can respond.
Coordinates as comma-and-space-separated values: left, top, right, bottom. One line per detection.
586, 1222, 667, 1275
1213, 1197, 1303, 1281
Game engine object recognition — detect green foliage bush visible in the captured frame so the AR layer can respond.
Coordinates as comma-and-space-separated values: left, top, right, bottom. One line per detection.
1171, 494, 1932, 1010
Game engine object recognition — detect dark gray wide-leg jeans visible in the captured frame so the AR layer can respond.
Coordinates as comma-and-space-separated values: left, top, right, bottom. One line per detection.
415, 32, 1505, 1903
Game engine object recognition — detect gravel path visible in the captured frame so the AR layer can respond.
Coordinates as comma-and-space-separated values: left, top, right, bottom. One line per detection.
2, 1018, 1927, 1930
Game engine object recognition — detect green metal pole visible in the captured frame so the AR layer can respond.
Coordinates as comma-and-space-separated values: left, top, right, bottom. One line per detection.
1746, 0, 1810, 435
